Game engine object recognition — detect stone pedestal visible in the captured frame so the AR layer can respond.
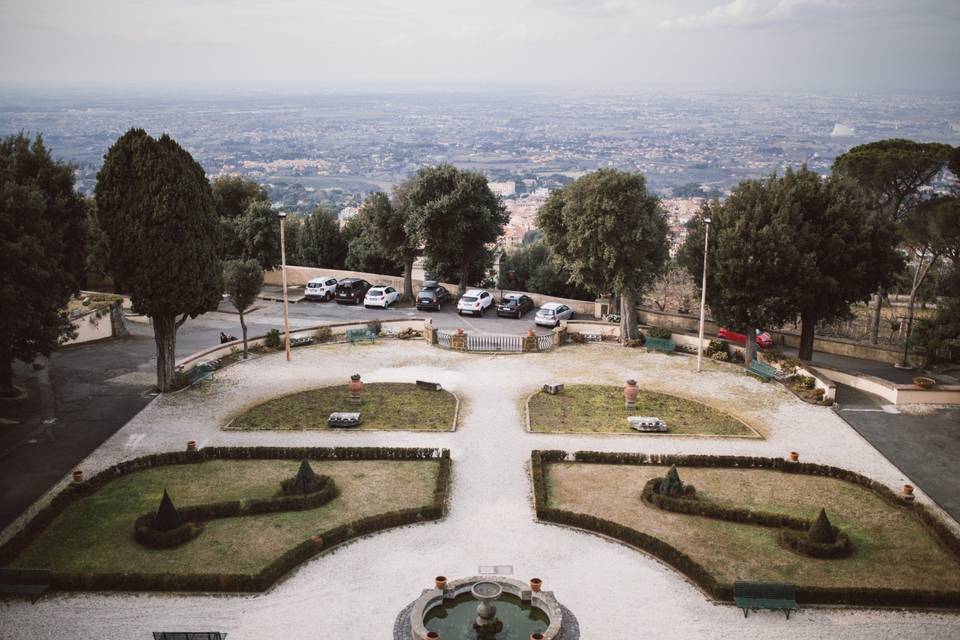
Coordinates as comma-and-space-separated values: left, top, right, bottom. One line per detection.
450, 332, 468, 351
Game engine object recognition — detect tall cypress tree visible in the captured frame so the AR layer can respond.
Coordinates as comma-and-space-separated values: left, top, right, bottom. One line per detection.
96, 129, 222, 392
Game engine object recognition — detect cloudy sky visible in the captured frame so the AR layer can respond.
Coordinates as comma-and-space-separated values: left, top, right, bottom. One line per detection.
1, 0, 957, 92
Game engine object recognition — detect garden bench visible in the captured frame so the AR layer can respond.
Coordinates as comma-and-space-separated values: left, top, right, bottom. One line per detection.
0, 568, 50, 602
182, 359, 221, 386
733, 580, 799, 619
746, 360, 777, 382
346, 329, 376, 344
645, 337, 676, 353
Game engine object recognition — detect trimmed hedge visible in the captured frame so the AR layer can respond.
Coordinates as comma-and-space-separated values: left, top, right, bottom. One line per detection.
134, 520, 203, 549
779, 529, 854, 559
532, 450, 960, 609
0, 446, 450, 592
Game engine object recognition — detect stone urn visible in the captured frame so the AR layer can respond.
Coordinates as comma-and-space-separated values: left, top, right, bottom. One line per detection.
624, 380, 639, 409
71, 469, 84, 483
529, 577, 542, 593
186, 440, 197, 452
435, 575, 447, 590
903, 484, 914, 497
349, 374, 364, 405
789, 451, 799, 462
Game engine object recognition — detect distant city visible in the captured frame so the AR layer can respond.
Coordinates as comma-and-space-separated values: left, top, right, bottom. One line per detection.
2, 89, 958, 251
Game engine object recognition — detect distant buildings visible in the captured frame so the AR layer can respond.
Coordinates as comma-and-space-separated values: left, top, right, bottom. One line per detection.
660, 198, 705, 256
489, 181, 516, 197
338, 206, 360, 227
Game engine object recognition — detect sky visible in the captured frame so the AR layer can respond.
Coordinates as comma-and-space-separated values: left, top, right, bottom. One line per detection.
1, 0, 958, 93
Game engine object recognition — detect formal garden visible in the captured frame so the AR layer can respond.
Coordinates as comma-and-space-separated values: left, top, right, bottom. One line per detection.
533, 451, 960, 608
527, 383, 759, 437
226, 381, 458, 431
0, 447, 450, 591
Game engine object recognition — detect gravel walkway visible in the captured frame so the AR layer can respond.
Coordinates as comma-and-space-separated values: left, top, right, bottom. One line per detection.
2, 341, 958, 639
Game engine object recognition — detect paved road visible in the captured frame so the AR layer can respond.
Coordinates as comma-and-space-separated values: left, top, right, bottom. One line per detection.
833, 383, 960, 522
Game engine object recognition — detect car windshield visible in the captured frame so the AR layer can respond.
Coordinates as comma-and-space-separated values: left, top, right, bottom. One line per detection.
461, 296, 477, 303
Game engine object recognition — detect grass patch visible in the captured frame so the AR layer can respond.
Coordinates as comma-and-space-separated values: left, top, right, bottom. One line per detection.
528, 384, 756, 436
228, 382, 457, 431
545, 463, 960, 592
11, 459, 439, 576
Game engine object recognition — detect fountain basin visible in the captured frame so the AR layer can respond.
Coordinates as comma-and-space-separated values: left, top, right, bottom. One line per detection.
410, 576, 563, 640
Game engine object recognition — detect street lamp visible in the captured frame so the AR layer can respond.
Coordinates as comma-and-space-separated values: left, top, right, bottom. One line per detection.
278, 210, 291, 362
696, 216, 712, 373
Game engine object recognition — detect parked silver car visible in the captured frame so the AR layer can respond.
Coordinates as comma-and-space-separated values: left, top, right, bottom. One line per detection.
535, 302, 574, 327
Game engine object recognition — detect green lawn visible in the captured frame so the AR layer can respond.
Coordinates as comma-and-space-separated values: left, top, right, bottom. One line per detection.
528, 384, 757, 436
227, 383, 457, 431
546, 463, 960, 591
11, 459, 439, 575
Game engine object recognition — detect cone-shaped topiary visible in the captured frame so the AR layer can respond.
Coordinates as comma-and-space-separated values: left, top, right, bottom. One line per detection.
281, 459, 325, 495
807, 508, 837, 544
154, 489, 184, 532
659, 465, 685, 498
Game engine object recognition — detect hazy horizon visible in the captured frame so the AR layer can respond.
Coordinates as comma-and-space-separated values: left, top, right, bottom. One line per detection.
2, 1, 958, 94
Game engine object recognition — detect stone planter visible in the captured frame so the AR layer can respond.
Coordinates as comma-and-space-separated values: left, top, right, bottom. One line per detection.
186, 440, 197, 451
903, 484, 914, 497
789, 451, 799, 463
913, 376, 936, 389
623, 380, 639, 410
349, 374, 363, 405
529, 577, 542, 592
71, 470, 84, 483
435, 575, 447, 590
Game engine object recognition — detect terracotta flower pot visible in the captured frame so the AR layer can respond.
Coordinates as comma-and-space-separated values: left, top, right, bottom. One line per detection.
186, 440, 197, 451
527, 329, 536, 338
71, 470, 84, 483
789, 451, 799, 462
435, 575, 447, 590
532, 634, 545, 640
623, 380, 639, 406
529, 577, 542, 592
427, 632, 440, 640
348, 374, 363, 395
903, 484, 914, 496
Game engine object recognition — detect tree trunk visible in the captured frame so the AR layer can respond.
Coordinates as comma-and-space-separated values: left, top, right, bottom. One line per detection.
620, 290, 640, 342
869, 286, 883, 344
798, 310, 816, 361
901, 247, 934, 367
153, 314, 178, 392
744, 324, 757, 365
458, 261, 469, 296
239, 310, 248, 359
402, 258, 414, 302
0, 358, 13, 395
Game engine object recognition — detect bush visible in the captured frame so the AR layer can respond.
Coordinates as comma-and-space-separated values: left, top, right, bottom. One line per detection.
779, 528, 853, 559
780, 357, 802, 375
313, 326, 333, 343
795, 375, 816, 390
264, 329, 282, 349
134, 516, 203, 549
706, 339, 729, 357
366, 320, 382, 336
710, 351, 729, 362
763, 349, 786, 363
647, 326, 673, 339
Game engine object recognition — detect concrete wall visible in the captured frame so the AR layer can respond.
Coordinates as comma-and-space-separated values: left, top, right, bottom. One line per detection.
62, 309, 114, 346
812, 366, 960, 406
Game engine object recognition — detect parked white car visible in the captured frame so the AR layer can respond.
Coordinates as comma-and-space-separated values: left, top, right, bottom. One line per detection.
304, 276, 338, 301
535, 302, 574, 327
364, 285, 401, 308
457, 289, 494, 316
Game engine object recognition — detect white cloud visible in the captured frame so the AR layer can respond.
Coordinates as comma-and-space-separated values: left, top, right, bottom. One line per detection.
660, 0, 859, 30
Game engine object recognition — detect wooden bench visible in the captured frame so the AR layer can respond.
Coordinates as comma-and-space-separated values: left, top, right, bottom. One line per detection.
734, 580, 799, 619
645, 337, 676, 353
0, 568, 51, 602
746, 360, 777, 382
346, 329, 376, 344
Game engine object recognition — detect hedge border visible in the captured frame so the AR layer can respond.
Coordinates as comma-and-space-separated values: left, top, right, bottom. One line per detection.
531, 450, 960, 609
779, 529, 854, 560
0, 446, 451, 592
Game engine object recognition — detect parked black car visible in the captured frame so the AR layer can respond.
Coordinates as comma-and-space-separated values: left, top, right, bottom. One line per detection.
415, 280, 452, 311
334, 278, 371, 304
496, 293, 535, 318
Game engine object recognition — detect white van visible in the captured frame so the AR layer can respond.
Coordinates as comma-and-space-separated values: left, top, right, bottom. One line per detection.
304, 276, 338, 301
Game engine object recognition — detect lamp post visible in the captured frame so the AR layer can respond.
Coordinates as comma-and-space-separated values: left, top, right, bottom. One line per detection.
278, 210, 292, 362
696, 216, 712, 373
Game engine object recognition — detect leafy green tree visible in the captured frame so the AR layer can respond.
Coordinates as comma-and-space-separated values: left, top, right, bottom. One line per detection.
343, 216, 403, 275
497, 240, 594, 300
832, 139, 952, 343
537, 169, 669, 341
0, 134, 84, 394
298, 207, 347, 268
351, 190, 419, 300
238, 200, 281, 271
405, 165, 509, 294
211, 176, 269, 260
96, 129, 222, 392
223, 259, 264, 359
282, 214, 302, 266
82, 197, 111, 284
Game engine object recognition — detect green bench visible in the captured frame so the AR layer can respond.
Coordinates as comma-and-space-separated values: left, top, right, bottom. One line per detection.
346, 329, 376, 344
181, 359, 222, 387
734, 580, 799, 619
645, 337, 676, 353
746, 359, 778, 382
0, 568, 51, 602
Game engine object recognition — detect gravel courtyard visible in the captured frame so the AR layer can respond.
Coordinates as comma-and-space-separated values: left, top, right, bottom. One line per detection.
2, 340, 958, 640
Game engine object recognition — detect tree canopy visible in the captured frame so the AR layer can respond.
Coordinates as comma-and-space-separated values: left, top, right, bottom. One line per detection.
212, 175, 269, 260
404, 164, 509, 293
0, 134, 84, 393
238, 200, 281, 271
350, 190, 419, 298
537, 169, 669, 340
95, 128, 222, 392
497, 240, 594, 300
223, 258, 263, 358
298, 207, 347, 268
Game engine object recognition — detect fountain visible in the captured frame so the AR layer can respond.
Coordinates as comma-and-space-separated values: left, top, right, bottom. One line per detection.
402, 575, 575, 640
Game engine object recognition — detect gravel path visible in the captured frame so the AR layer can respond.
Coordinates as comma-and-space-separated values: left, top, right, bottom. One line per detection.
2, 341, 958, 639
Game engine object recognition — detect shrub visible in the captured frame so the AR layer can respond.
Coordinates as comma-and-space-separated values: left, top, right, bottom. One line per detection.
366, 320, 382, 336
313, 326, 333, 343
264, 329, 282, 349
569, 332, 587, 344
780, 357, 802, 376
647, 326, 673, 339
763, 349, 786, 363
796, 375, 816, 390
706, 339, 729, 357
280, 459, 327, 495
710, 351, 729, 362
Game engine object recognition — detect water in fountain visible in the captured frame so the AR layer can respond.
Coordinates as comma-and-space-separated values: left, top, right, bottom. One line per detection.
424, 592, 549, 639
